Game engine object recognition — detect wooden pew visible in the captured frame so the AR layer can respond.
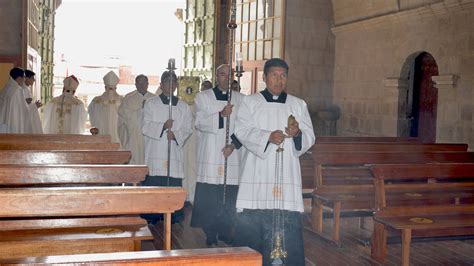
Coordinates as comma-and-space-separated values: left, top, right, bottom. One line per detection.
0, 165, 150, 258
0, 134, 111, 143
309, 151, 474, 244
316, 136, 420, 143
370, 163, 474, 266
0, 247, 262, 265
0, 164, 147, 186
0, 150, 131, 164
0, 187, 186, 259
0, 141, 120, 150
313, 143, 468, 153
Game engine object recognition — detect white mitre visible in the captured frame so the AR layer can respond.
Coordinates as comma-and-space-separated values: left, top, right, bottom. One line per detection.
103, 71, 120, 87
64, 75, 79, 90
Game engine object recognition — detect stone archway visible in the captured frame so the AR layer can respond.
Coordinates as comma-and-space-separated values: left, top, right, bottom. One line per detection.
397, 52, 439, 142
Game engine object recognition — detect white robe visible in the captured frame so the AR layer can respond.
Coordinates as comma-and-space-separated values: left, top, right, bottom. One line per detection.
234, 92, 315, 212
117, 90, 155, 164
0, 78, 32, 133
21, 85, 43, 134
88, 90, 123, 143
142, 95, 193, 178
42, 94, 87, 134
195, 88, 244, 185
183, 104, 197, 202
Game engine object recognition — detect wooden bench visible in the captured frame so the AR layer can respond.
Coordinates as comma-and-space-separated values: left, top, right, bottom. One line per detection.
0, 164, 147, 186
370, 163, 474, 266
0, 187, 186, 259
0, 134, 112, 143
316, 136, 420, 143
0, 247, 262, 265
309, 151, 474, 244
0, 164, 150, 258
0, 150, 131, 164
313, 143, 468, 153
0, 141, 120, 150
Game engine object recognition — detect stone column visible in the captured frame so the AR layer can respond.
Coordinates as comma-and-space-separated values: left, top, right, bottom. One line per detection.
384, 78, 408, 136
432, 74, 458, 143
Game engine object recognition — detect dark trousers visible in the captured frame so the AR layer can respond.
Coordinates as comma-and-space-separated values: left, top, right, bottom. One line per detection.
140, 175, 184, 223
233, 209, 305, 266
190, 182, 238, 244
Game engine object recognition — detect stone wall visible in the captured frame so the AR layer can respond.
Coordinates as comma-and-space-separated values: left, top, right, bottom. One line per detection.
0, 1, 22, 56
284, 0, 335, 134
332, 0, 474, 148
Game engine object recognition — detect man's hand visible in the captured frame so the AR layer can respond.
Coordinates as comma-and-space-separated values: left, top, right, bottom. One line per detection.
35, 100, 43, 108
167, 130, 175, 141
220, 104, 233, 117
269, 130, 285, 145
26, 98, 32, 105
285, 121, 300, 138
222, 144, 235, 158
164, 119, 174, 129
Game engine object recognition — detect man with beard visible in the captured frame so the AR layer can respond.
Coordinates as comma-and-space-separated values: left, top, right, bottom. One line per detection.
0, 67, 31, 133
42, 75, 87, 134
88, 71, 123, 142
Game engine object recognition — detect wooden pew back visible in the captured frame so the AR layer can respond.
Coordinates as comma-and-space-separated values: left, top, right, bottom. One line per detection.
0, 134, 111, 143
0, 247, 262, 266
0, 150, 131, 164
0, 141, 120, 150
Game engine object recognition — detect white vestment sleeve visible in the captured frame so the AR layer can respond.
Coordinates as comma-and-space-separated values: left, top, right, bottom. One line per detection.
292, 101, 315, 157
41, 102, 54, 133
235, 98, 272, 160
117, 103, 129, 147
194, 93, 221, 134
142, 100, 166, 140
173, 102, 193, 147
88, 100, 99, 128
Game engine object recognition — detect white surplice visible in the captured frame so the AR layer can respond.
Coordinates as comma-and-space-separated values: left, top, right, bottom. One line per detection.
183, 104, 197, 202
21, 85, 43, 134
195, 88, 244, 185
142, 94, 193, 178
88, 90, 123, 143
117, 90, 155, 164
0, 78, 32, 133
234, 91, 315, 212
42, 94, 87, 134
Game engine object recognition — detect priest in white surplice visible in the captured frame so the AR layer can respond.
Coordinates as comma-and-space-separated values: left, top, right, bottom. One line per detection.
22, 70, 43, 133
190, 64, 244, 246
234, 58, 315, 266
88, 71, 123, 143
140, 71, 193, 224
117, 74, 155, 164
42, 75, 87, 134
0, 67, 31, 133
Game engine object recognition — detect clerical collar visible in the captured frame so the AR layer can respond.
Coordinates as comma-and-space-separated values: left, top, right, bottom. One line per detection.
261, 88, 287, 103
159, 93, 178, 106
213, 87, 230, 101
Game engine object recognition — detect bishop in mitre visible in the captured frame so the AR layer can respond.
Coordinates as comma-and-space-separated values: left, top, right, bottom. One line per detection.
42, 75, 87, 134
88, 71, 123, 142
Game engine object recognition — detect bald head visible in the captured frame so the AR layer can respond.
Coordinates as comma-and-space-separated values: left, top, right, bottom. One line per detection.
216, 64, 230, 91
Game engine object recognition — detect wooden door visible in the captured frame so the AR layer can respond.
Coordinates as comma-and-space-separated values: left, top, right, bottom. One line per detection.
410, 53, 439, 143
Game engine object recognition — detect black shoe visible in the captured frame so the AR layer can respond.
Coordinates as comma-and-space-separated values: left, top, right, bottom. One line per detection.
206, 236, 218, 247
218, 235, 233, 245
